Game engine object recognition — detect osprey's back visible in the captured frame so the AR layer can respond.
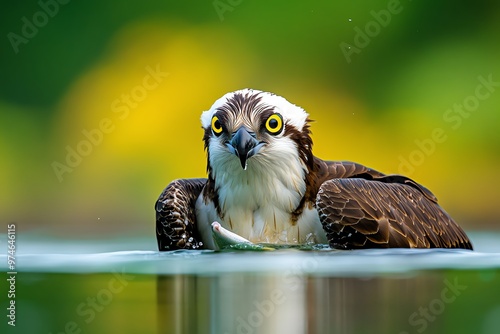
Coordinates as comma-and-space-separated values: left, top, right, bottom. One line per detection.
155, 89, 473, 251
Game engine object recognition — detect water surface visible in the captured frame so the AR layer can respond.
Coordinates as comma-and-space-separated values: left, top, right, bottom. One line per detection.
1, 232, 500, 334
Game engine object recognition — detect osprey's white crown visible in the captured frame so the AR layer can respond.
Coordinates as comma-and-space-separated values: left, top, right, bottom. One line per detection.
201, 89, 309, 133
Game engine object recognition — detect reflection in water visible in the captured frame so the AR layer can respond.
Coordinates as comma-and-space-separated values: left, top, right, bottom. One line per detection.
4, 245, 500, 334
157, 273, 457, 334
3, 269, 500, 334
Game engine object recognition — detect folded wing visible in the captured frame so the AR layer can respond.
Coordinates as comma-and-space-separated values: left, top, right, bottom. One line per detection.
155, 178, 207, 251
316, 171, 472, 250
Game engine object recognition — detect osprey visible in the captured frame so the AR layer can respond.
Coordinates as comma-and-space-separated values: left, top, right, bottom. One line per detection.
155, 89, 472, 250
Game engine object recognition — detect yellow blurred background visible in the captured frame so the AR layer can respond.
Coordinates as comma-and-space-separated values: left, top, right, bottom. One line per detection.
1, 0, 499, 238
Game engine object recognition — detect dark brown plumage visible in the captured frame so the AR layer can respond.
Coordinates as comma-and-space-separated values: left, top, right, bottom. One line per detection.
155, 160, 473, 250
313, 160, 473, 249
155, 178, 206, 250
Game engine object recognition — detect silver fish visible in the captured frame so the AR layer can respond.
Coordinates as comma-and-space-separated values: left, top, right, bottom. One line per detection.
211, 222, 274, 251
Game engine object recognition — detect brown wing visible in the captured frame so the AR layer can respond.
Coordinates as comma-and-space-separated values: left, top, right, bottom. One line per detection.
315, 162, 472, 250
313, 159, 385, 184
155, 178, 207, 251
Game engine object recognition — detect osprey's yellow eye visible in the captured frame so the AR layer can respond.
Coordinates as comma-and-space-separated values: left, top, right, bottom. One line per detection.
265, 113, 283, 134
211, 116, 223, 135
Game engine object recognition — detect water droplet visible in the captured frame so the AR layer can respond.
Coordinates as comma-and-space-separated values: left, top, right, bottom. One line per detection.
348, 18, 352, 22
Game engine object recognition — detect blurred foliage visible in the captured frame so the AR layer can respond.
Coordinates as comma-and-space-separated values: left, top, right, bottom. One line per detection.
0, 0, 499, 236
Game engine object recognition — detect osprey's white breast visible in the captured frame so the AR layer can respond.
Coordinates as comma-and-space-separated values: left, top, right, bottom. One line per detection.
195, 149, 328, 249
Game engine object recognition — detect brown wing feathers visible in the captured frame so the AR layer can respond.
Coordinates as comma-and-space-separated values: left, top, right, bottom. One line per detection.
316, 162, 473, 250
155, 178, 207, 250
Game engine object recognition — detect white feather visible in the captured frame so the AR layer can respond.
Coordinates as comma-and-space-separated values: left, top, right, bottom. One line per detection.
201, 88, 309, 132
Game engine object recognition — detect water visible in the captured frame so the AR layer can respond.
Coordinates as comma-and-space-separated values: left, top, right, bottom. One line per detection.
1, 232, 500, 334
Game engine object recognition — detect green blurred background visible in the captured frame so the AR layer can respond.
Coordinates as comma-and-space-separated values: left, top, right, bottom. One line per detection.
1, 0, 499, 240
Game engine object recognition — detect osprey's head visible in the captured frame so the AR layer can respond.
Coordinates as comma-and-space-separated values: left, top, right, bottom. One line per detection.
201, 89, 314, 179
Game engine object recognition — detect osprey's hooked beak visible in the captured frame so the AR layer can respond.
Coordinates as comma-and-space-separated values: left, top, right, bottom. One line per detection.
226, 127, 264, 170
